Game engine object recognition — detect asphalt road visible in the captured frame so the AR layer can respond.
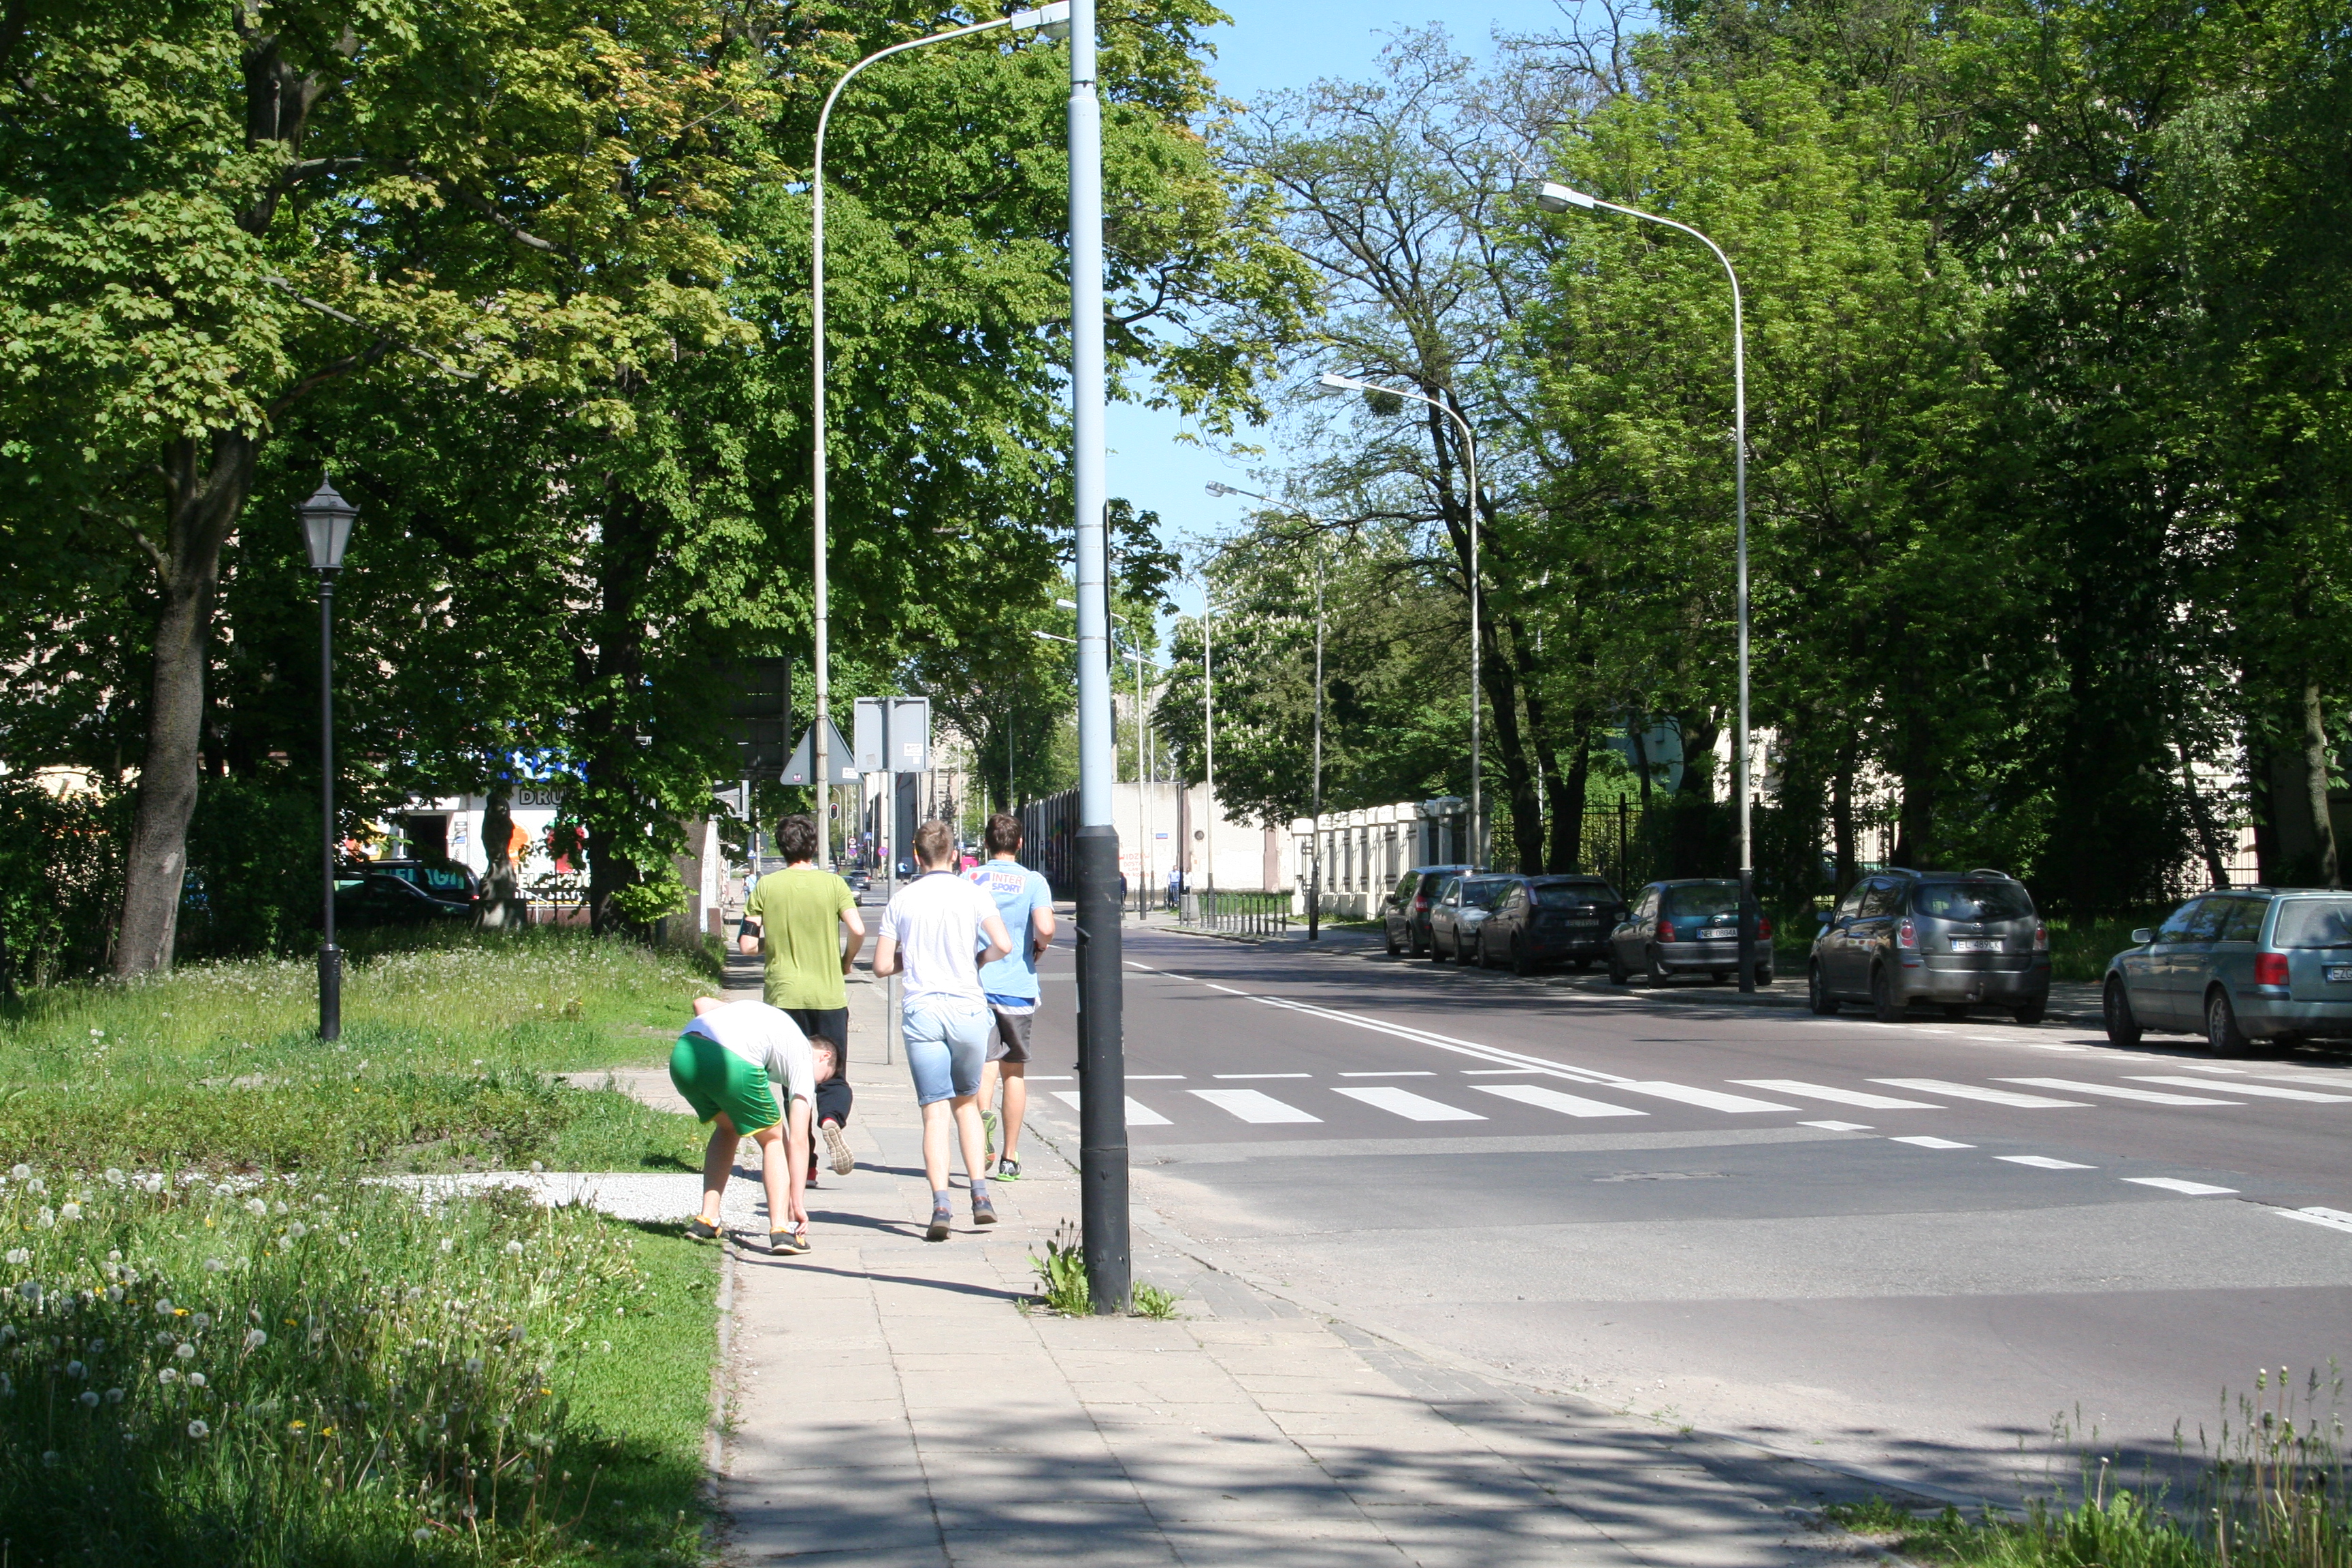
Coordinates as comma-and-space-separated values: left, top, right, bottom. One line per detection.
1017, 922, 2352, 1505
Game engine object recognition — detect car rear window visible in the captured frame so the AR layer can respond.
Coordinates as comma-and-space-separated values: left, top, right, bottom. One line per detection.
2270, 898, 2352, 949
1534, 883, 1614, 911
1663, 884, 1740, 919
1462, 879, 1512, 909
1912, 881, 2035, 921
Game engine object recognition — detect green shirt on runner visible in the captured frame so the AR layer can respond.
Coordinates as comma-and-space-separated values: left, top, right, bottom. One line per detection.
745, 866, 857, 1010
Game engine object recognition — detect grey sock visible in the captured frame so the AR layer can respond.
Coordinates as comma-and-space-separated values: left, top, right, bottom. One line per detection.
932, 1190, 952, 1211
970, 1178, 991, 1203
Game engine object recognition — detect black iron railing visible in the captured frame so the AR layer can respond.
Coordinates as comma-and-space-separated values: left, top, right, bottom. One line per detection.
1178, 889, 1292, 937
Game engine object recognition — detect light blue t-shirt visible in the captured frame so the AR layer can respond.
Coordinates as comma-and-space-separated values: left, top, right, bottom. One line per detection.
968, 859, 1051, 1002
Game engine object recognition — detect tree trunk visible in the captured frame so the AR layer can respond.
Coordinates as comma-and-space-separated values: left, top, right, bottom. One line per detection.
1830, 749, 1857, 894
2301, 679, 2340, 888
114, 433, 257, 976
476, 782, 521, 928
1546, 709, 1595, 874
582, 478, 657, 934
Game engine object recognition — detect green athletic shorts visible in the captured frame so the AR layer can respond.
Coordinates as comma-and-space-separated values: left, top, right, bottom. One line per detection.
668, 1033, 781, 1134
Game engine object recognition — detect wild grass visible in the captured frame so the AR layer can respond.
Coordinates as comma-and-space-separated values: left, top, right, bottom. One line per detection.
1827, 1367, 2349, 1568
0, 932, 713, 1175
0, 1164, 717, 1567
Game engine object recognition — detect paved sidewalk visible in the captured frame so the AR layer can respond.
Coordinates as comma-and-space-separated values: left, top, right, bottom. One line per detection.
679, 959, 1902, 1567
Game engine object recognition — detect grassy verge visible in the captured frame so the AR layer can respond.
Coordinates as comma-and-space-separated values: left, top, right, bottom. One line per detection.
1, 1169, 717, 1567
0, 931, 712, 1174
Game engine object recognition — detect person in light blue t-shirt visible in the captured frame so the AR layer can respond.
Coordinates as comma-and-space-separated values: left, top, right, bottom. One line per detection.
967, 813, 1054, 1181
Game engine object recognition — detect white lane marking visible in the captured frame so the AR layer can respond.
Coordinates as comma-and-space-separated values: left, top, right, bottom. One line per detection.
1619, 1082, 1799, 1113
1215, 1073, 1309, 1079
1891, 1136, 1974, 1149
1462, 1068, 1546, 1075
2246, 1073, 2352, 1090
1034, 1075, 1073, 1081
2274, 1206, 2352, 1234
2129, 1076, 2352, 1103
1249, 994, 1627, 1082
1333, 1086, 1486, 1122
2123, 1177, 2237, 1196
1964, 1035, 2017, 1043
1205, 983, 1248, 995
1731, 1079, 1942, 1110
1469, 1083, 1647, 1119
1128, 1075, 1187, 1080
2168, 1064, 2244, 1074
1189, 1089, 1322, 1124
2025, 1043, 2091, 1053
1050, 1091, 1171, 1127
1872, 1079, 2089, 1108
1341, 1070, 1435, 1077
1997, 1077, 2240, 1106
1998, 1155, 2096, 1170
1801, 1120, 1873, 1132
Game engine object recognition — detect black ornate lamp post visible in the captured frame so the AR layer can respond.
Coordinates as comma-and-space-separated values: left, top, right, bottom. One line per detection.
299, 476, 358, 1041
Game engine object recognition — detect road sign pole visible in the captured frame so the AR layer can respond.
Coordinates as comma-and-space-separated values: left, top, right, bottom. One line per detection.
1068, 0, 1128, 1316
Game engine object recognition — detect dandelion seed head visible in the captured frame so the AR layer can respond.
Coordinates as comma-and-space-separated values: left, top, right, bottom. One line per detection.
3, 1249, 25, 1267
157, 1367, 179, 1384
105, 1387, 124, 1404
186, 1419, 210, 1439
9, 1164, 29, 1181
174, 1341, 195, 1360
243, 1329, 267, 1352
186, 1371, 206, 1388
78, 1390, 99, 1408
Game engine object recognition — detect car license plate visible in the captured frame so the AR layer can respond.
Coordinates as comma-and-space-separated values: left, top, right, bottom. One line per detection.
1950, 939, 2001, 952
2326, 965, 2352, 984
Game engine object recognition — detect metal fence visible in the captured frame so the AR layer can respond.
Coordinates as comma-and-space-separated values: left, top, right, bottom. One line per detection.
1177, 889, 1292, 938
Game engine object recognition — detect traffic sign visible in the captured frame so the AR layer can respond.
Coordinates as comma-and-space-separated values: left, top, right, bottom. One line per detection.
783, 718, 858, 786
852, 697, 932, 774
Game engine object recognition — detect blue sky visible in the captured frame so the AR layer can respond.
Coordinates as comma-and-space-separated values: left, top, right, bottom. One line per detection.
1109, 0, 1583, 620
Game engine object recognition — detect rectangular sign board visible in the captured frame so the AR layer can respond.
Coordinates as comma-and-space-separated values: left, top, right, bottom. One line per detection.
852, 696, 932, 774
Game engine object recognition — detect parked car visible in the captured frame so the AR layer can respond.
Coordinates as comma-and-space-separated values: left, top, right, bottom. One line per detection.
843, 868, 871, 893
346, 858, 480, 911
1429, 874, 1518, 964
1607, 879, 1774, 987
1476, 875, 1628, 973
1381, 864, 1474, 956
334, 871, 474, 928
2104, 888, 2352, 1054
1808, 867, 2046, 1022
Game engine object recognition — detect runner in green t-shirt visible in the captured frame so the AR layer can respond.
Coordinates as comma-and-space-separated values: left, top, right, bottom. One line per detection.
738, 815, 866, 1177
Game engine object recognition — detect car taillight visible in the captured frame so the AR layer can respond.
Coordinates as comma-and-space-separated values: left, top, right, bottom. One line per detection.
2034, 924, 2047, 951
1897, 917, 1917, 949
1757, 916, 1773, 940
2256, 952, 2289, 987
1414, 896, 1428, 912
1658, 919, 1677, 943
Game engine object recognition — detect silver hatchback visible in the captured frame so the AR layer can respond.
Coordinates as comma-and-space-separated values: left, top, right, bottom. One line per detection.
2104, 889, 2352, 1055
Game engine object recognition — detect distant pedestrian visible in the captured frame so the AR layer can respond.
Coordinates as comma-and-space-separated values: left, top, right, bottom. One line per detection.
738, 815, 865, 1180
968, 813, 1054, 1183
872, 819, 1013, 1240
669, 996, 819, 1254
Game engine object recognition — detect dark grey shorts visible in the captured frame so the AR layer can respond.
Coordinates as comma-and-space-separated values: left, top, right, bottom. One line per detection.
987, 1004, 1035, 1064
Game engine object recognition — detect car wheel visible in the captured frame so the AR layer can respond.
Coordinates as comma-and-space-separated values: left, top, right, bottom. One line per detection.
1871, 964, 1906, 1023
2205, 988, 2250, 1058
1607, 947, 1631, 985
2102, 977, 2142, 1047
1513, 936, 1535, 977
1754, 964, 1774, 988
1645, 946, 1672, 986
2012, 996, 2046, 1026
1475, 932, 1492, 968
1808, 963, 1840, 1015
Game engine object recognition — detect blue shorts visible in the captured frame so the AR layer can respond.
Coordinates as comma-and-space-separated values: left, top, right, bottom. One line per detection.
904, 997, 991, 1107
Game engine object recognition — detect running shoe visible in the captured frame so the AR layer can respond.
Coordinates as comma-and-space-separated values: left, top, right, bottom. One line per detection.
982, 1109, 999, 1162
925, 1203, 952, 1243
822, 1120, 855, 1176
683, 1219, 720, 1242
972, 1192, 998, 1226
770, 1229, 811, 1256
996, 1157, 1022, 1182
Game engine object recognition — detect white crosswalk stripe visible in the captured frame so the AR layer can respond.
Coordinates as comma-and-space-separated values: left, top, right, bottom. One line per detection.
1872, 1079, 2088, 1108
1333, 1086, 1486, 1122
1050, 1091, 1171, 1127
1995, 1077, 2240, 1106
1188, 1089, 1322, 1124
1890, 1136, 1974, 1149
2128, 1075, 2352, 1102
1997, 1155, 2095, 1170
1731, 1079, 1941, 1110
1469, 1083, 1646, 1119
1618, 1081, 1798, 1113
2123, 1177, 2236, 1196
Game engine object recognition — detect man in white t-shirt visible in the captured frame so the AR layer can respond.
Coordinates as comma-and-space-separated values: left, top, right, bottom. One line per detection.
668, 996, 826, 1254
873, 819, 1012, 1241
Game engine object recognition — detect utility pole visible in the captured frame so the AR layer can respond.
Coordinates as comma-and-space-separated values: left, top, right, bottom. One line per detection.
1067, 0, 1128, 1315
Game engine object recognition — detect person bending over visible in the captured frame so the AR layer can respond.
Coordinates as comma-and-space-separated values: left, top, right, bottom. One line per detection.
668, 996, 819, 1254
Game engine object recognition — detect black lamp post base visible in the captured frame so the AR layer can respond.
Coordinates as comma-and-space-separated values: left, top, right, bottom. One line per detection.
318, 943, 343, 1041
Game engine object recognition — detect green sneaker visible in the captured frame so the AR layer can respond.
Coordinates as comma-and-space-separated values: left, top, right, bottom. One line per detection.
996, 1156, 1021, 1182
982, 1109, 999, 1162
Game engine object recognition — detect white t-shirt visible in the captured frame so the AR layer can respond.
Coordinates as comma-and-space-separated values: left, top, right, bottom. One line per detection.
683, 1000, 815, 1106
885, 872, 1000, 1009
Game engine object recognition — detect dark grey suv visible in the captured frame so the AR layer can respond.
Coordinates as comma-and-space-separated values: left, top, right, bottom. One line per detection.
1808, 868, 2049, 1023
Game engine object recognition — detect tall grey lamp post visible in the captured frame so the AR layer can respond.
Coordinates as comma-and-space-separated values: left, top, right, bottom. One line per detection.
811, 3, 1070, 870
1207, 483, 1326, 940
1531, 180, 1758, 994
1318, 373, 1482, 869
299, 476, 358, 1042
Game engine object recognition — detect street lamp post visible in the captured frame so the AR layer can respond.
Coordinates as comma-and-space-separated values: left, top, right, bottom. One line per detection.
1207, 483, 1326, 939
298, 476, 358, 1042
810, 3, 1070, 869
1318, 373, 1482, 869
1531, 180, 1757, 994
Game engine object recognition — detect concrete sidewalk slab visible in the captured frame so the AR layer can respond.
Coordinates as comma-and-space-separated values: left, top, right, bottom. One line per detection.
664, 959, 1902, 1567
